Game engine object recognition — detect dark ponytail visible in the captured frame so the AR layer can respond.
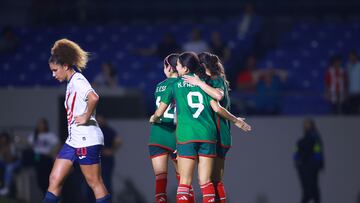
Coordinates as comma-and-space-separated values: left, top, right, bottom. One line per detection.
164, 53, 179, 72
178, 52, 209, 81
198, 52, 230, 88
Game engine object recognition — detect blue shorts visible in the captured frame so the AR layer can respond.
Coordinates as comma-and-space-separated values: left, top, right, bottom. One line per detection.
57, 143, 102, 165
149, 145, 177, 160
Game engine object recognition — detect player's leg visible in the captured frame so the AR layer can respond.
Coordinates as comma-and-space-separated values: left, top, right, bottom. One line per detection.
212, 157, 226, 203
172, 154, 196, 203
170, 155, 179, 179
43, 144, 76, 203
170, 151, 180, 183
177, 142, 198, 203
213, 145, 230, 203
198, 143, 216, 203
198, 156, 216, 203
80, 164, 110, 201
172, 155, 195, 203
78, 145, 110, 202
151, 153, 169, 203
177, 157, 196, 203
43, 159, 73, 203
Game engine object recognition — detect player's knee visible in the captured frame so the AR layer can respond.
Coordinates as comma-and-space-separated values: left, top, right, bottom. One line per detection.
198, 176, 211, 186
179, 175, 192, 185
48, 173, 62, 188
86, 176, 103, 189
153, 168, 167, 176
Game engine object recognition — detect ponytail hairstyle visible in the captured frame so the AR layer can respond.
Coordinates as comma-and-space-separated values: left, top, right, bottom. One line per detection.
49, 38, 89, 72
198, 52, 230, 88
178, 52, 209, 81
164, 53, 179, 72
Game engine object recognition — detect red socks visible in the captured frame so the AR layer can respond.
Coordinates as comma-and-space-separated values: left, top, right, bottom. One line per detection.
177, 184, 191, 203
155, 173, 168, 203
189, 187, 195, 203
176, 173, 194, 203
215, 182, 226, 203
200, 182, 215, 203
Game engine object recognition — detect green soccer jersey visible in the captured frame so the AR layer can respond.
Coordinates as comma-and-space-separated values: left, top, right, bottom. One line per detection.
209, 76, 232, 147
173, 74, 217, 143
149, 78, 177, 150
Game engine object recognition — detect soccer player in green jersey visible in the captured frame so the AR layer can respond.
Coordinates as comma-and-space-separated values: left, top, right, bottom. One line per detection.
184, 52, 251, 203
148, 53, 184, 203
150, 52, 250, 203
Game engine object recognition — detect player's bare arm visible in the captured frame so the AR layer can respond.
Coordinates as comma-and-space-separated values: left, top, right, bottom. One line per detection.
149, 102, 169, 123
75, 91, 99, 125
210, 100, 251, 132
183, 75, 224, 101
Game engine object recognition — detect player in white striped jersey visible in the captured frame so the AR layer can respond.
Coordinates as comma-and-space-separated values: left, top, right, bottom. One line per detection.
65, 72, 104, 147
43, 39, 110, 203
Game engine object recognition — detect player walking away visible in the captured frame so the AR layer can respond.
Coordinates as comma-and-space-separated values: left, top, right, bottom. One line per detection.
150, 52, 250, 203
184, 52, 244, 203
149, 53, 195, 203
43, 39, 111, 203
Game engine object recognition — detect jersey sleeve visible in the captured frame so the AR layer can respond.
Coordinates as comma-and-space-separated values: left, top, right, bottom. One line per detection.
210, 77, 226, 92
73, 76, 96, 101
161, 82, 174, 105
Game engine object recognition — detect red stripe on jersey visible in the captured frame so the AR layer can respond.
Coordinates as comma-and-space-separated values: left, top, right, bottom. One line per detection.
67, 92, 77, 124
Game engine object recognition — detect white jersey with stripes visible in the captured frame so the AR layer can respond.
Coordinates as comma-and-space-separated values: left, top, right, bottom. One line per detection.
64, 72, 104, 148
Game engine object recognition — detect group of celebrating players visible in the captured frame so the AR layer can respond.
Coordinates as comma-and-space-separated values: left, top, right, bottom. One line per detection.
148, 52, 251, 203
42, 38, 251, 203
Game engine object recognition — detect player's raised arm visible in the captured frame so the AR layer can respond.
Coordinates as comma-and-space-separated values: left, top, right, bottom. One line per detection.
183, 74, 224, 101
210, 100, 251, 132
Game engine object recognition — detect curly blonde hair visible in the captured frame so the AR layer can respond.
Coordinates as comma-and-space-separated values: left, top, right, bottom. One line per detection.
49, 38, 89, 72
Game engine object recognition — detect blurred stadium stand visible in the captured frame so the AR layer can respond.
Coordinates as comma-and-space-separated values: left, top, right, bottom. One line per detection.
1, 19, 359, 115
